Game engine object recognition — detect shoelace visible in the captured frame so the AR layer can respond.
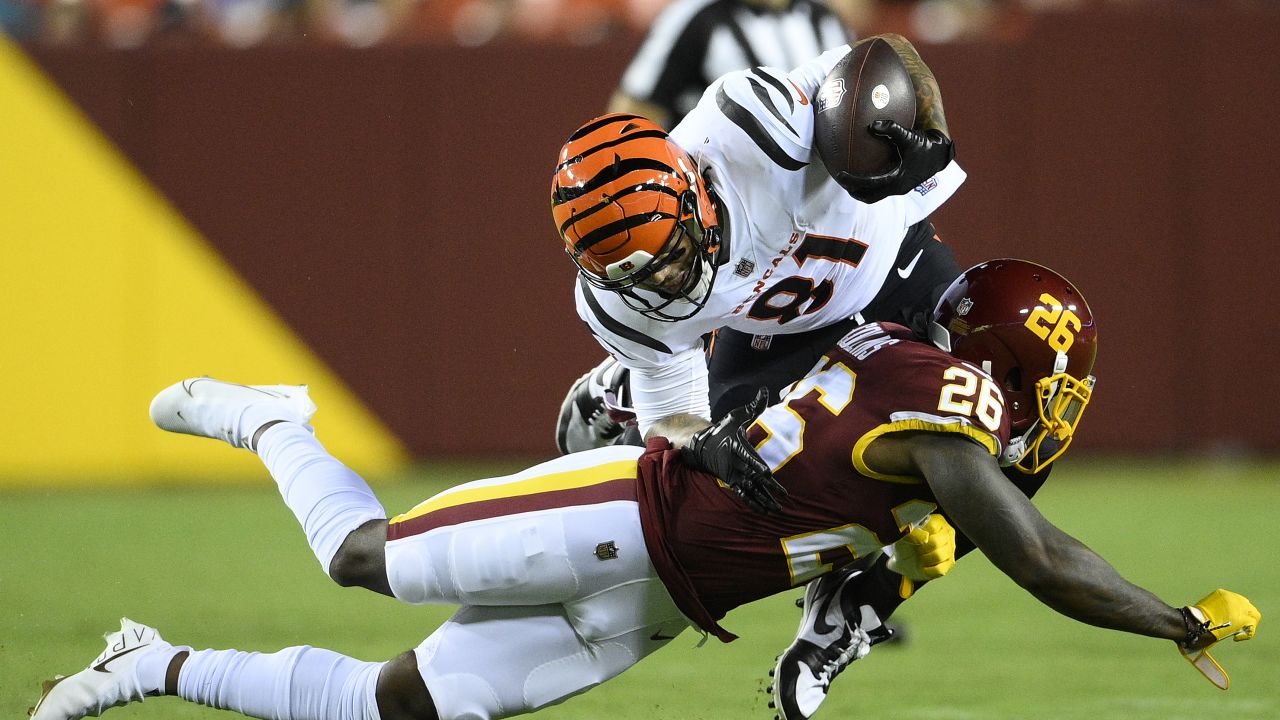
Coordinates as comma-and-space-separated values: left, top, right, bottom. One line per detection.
817, 627, 872, 689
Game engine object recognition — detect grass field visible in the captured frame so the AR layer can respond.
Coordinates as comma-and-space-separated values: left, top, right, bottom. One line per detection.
4, 457, 1278, 719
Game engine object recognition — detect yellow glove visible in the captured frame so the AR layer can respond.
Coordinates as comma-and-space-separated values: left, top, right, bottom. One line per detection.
886, 514, 956, 598
1178, 589, 1261, 690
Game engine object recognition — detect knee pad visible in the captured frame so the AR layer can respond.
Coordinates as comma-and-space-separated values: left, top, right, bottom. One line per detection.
418, 670, 503, 720
387, 515, 578, 606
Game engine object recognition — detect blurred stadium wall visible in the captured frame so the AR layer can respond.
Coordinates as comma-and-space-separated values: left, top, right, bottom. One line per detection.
0, 37, 406, 482
2, 3, 1277, 483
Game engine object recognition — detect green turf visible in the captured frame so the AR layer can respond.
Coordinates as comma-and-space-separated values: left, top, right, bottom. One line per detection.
4, 457, 1278, 718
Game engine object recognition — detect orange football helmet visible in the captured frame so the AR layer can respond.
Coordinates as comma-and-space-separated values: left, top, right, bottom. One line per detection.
551, 114, 721, 321
930, 259, 1098, 473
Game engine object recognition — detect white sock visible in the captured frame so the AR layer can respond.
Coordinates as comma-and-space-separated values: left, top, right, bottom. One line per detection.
255, 422, 387, 575
176, 646, 383, 720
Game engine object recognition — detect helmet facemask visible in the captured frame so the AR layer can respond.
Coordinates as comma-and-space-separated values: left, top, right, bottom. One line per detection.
1004, 360, 1096, 474
570, 182, 721, 322
552, 114, 721, 322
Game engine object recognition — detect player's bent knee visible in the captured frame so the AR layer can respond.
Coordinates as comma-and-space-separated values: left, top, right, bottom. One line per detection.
376, 651, 439, 720
328, 518, 392, 595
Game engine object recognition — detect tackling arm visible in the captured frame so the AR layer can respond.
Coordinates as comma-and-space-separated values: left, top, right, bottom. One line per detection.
616, 333, 785, 515
657, 389, 788, 515
909, 433, 1187, 640
910, 433, 1260, 688
645, 413, 710, 447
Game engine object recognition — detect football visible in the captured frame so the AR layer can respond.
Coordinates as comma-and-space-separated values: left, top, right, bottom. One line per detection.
813, 38, 916, 178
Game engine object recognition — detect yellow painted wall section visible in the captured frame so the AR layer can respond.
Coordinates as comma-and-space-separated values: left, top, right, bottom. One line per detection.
0, 37, 407, 484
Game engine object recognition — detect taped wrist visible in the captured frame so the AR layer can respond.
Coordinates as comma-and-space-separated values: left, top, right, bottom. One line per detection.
1180, 606, 1213, 650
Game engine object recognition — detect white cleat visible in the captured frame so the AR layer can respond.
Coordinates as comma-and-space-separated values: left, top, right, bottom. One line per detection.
555, 357, 634, 454
768, 568, 893, 720
29, 618, 170, 720
149, 377, 317, 451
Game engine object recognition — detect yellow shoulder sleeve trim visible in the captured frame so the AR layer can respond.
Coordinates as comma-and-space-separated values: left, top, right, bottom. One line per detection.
851, 419, 1001, 484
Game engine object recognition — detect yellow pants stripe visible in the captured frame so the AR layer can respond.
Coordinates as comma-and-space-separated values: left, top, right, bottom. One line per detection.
392, 459, 638, 524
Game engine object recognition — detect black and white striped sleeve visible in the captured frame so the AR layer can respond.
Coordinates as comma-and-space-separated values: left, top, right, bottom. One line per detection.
711, 64, 816, 172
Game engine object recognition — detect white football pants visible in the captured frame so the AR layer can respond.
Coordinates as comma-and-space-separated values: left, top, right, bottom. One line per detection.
383, 445, 690, 720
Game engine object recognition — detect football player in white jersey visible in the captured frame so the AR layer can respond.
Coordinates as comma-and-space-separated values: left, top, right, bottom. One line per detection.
551, 35, 966, 719
554, 38, 962, 453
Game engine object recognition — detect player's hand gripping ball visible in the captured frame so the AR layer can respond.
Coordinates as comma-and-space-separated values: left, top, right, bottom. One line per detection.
814, 38, 956, 204
813, 38, 916, 179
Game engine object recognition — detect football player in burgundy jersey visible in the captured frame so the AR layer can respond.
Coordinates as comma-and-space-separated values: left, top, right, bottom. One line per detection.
550, 38, 963, 719
34, 260, 1259, 720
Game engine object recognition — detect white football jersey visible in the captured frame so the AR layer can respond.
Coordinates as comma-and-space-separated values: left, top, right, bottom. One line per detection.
574, 45, 967, 431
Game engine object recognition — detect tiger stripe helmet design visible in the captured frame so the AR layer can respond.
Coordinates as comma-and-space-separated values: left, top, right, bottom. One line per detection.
551, 114, 721, 321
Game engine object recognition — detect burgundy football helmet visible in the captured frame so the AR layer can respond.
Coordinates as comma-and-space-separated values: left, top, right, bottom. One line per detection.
929, 259, 1098, 473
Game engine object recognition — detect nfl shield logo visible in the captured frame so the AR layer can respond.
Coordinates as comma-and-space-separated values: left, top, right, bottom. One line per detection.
751, 334, 773, 351
816, 78, 846, 113
957, 297, 974, 316
914, 177, 938, 196
595, 541, 619, 560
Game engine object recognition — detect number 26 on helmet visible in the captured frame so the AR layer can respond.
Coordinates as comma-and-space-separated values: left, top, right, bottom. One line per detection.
930, 259, 1098, 473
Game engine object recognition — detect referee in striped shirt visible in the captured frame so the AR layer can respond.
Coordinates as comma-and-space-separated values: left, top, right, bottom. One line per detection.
609, 0, 853, 129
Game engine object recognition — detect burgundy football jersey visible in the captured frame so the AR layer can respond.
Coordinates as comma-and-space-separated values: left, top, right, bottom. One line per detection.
636, 322, 1012, 641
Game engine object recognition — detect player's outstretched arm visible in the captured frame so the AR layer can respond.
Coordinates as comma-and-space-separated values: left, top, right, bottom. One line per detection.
906, 433, 1260, 687
909, 434, 1245, 633
912, 433, 1180, 635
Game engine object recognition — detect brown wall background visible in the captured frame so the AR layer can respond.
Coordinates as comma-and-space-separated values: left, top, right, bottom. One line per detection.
26, 3, 1280, 457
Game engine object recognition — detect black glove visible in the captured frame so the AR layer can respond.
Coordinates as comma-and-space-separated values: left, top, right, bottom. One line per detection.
681, 388, 788, 514
836, 120, 956, 204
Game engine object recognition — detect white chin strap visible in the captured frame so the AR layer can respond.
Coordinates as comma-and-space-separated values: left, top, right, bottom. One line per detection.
605, 250, 655, 281
1002, 351, 1072, 467
1000, 435, 1028, 467
928, 321, 951, 352
685, 256, 713, 303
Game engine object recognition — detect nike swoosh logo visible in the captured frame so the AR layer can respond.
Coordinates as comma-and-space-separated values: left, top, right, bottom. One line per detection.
897, 249, 924, 279
650, 631, 680, 641
810, 581, 843, 636
787, 78, 809, 106
92, 645, 146, 673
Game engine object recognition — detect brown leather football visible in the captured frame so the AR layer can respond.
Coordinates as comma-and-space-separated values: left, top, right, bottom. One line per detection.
813, 39, 916, 178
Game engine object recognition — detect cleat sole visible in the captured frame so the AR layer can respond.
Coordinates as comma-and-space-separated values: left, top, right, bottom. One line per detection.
29, 675, 68, 718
